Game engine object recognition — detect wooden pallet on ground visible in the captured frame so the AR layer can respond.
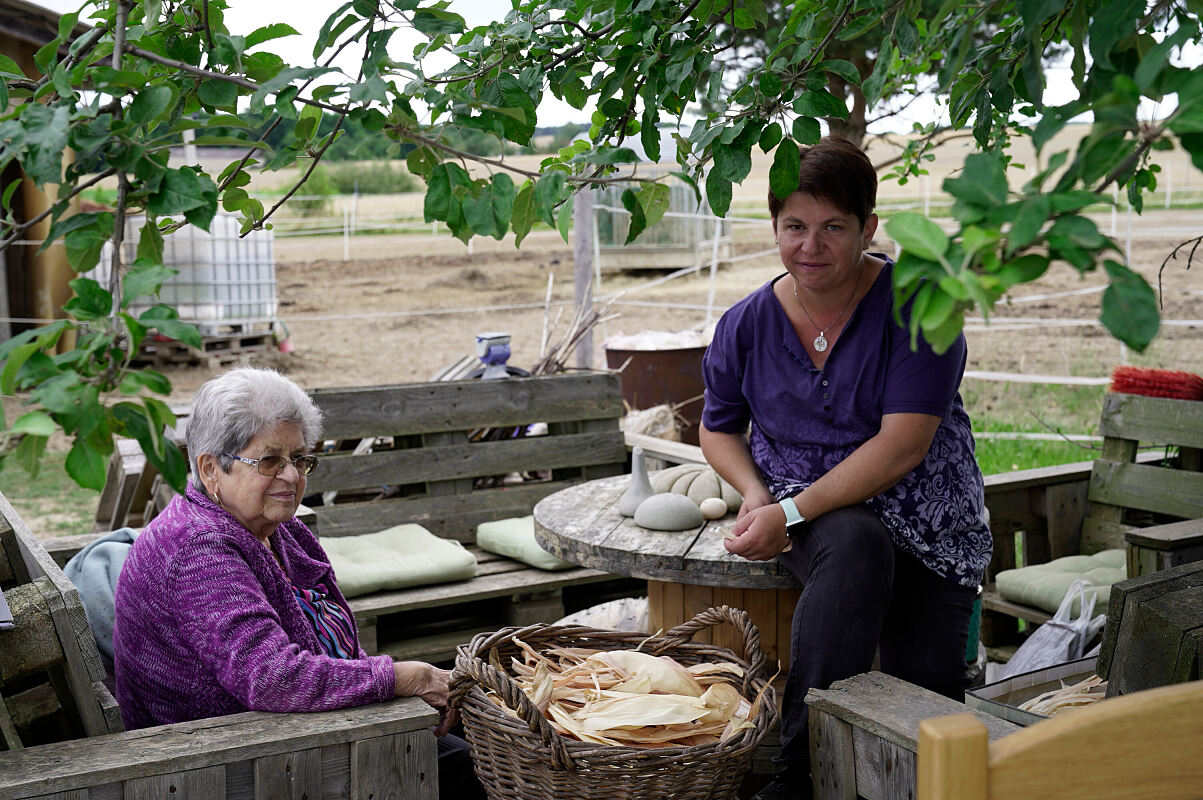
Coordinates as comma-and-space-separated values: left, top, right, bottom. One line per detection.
133, 330, 275, 368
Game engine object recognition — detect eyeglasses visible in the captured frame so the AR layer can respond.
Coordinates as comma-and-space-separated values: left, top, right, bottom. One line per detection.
223, 453, 319, 476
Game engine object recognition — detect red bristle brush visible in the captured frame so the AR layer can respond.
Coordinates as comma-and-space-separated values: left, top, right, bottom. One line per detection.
1110, 366, 1203, 400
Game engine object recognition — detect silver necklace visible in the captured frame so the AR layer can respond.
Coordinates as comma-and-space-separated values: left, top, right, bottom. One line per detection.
791, 275, 859, 353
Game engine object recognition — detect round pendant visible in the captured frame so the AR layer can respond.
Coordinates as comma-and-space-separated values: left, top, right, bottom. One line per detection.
813, 333, 829, 352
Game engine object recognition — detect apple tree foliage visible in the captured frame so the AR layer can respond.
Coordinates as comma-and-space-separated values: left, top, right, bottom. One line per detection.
1, 0, 1200, 490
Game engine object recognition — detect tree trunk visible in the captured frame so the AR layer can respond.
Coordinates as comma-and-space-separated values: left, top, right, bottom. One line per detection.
826, 77, 868, 148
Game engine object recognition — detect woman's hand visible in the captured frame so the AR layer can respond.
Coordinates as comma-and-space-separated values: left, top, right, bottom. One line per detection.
737, 485, 776, 520
394, 661, 459, 736
725, 502, 792, 561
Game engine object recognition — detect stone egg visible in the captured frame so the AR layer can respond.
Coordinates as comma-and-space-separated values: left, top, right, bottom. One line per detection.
699, 496, 728, 520
634, 493, 704, 531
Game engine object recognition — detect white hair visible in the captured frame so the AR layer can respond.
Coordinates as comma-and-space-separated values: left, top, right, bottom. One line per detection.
187, 367, 323, 489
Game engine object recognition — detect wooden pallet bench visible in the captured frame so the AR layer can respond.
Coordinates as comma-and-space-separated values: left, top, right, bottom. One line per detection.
303, 372, 642, 663
39, 372, 643, 667
979, 392, 1203, 643
806, 671, 1019, 800
0, 490, 439, 800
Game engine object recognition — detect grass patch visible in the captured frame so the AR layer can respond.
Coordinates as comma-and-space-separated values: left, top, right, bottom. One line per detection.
965, 382, 1106, 476
0, 451, 97, 539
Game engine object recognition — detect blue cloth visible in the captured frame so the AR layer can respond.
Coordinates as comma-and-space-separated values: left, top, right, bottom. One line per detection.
701, 260, 992, 588
64, 527, 140, 672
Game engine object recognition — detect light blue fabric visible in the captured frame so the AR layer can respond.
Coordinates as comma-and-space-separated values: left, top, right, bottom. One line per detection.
64, 527, 140, 671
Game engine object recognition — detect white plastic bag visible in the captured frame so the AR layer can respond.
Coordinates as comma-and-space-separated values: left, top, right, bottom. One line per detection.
996, 579, 1105, 680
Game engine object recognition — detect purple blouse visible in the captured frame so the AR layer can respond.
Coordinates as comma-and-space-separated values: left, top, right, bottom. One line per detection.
702, 260, 992, 588
113, 485, 395, 729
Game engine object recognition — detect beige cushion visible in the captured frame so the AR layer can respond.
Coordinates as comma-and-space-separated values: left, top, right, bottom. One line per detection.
995, 549, 1127, 616
476, 516, 574, 571
322, 524, 477, 598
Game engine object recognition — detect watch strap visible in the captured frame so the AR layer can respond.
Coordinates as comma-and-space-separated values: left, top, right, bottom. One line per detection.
779, 496, 804, 530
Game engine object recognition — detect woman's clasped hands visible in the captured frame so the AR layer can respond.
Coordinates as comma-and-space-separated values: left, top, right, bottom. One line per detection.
723, 486, 793, 561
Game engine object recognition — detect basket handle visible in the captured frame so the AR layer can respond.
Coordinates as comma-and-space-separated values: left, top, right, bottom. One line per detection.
654, 605, 769, 688
449, 630, 576, 770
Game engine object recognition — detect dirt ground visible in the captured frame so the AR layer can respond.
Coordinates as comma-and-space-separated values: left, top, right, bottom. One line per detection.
152, 206, 1203, 406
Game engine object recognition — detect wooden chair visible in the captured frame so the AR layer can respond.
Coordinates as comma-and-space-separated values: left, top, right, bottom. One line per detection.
917, 680, 1203, 800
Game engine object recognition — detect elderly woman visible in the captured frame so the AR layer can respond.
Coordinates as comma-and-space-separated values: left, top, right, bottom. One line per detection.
701, 137, 992, 800
113, 367, 483, 799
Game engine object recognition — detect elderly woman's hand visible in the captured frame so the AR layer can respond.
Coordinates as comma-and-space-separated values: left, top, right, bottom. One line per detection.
394, 661, 459, 736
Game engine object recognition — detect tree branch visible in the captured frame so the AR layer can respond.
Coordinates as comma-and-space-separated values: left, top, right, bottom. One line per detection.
123, 44, 346, 114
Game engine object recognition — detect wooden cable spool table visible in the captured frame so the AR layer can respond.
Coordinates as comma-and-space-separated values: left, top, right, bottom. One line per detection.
534, 474, 803, 668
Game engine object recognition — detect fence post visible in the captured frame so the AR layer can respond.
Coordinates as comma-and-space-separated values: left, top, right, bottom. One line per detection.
342, 206, 350, 261
573, 189, 595, 369
706, 216, 721, 325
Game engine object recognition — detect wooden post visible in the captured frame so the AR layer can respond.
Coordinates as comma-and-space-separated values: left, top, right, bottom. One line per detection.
573, 190, 594, 369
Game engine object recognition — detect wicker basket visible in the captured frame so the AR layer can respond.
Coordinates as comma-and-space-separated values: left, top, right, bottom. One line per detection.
449, 605, 778, 800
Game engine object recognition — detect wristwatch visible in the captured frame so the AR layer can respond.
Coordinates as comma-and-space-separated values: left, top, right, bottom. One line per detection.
779, 496, 807, 540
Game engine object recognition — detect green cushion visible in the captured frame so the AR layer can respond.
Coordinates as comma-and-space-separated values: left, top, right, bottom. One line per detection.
995, 549, 1127, 616
476, 516, 575, 571
322, 524, 477, 599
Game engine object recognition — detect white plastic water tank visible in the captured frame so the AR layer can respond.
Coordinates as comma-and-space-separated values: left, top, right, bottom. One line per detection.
93, 213, 277, 336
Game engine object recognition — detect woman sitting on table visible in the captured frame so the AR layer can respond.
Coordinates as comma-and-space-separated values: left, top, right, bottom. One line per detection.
700, 136, 991, 800
113, 367, 483, 800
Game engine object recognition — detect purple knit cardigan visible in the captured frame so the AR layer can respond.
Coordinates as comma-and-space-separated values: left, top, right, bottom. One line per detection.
113, 485, 395, 729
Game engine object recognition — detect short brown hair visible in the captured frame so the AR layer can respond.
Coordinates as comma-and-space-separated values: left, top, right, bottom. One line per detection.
768, 136, 877, 227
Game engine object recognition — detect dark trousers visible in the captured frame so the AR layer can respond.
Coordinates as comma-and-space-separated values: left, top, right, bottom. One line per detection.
437, 730, 487, 800
774, 505, 976, 778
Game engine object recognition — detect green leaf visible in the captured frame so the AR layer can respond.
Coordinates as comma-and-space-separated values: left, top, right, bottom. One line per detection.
791, 116, 821, 145
66, 438, 109, 491
21, 103, 70, 186
119, 368, 172, 395
148, 168, 209, 217
1089, 0, 1144, 70
621, 187, 648, 244
128, 85, 176, 127
943, 152, 1008, 209
13, 433, 48, 479
413, 8, 465, 36
885, 213, 949, 261
531, 171, 566, 228
63, 214, 114, 273
794, 90, 849, 119
819, 59, 861, 87
641, 107, 661, 163
294, 102, 323, 141
769, 139, 801, 200
10, 411, 57, 437
490, 173, 515, 240
1100, 259, 1159, 352
245, 23, 299, 48
0, 342, 39, 395
198, 79, 239, 109
140, 305, 203, 348
556, 201, 573, 244
1047, 215, 1106, 249
713, 141, 752, 183
63, 278, 114, 321
758, 123, 783, 153
136, 218, 165, 264
123, 260, 177, 306
992, 254, 1050, 289
1006, 195, 1052, 253
705, 170, 732, 218
512, 181, 535, 248
638, 183, 671, 229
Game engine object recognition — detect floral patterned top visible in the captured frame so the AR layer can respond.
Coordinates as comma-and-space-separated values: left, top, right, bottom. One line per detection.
702, 260, 992, 588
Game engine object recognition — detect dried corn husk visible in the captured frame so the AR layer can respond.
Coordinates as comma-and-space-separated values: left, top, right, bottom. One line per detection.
1017, 674, 1107, 716
495, 642, 758, 748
